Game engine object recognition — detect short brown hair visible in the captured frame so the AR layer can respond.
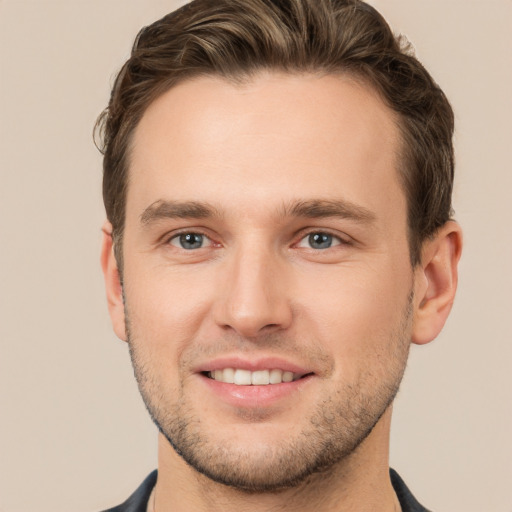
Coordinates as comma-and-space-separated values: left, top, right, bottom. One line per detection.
95, 0, 454, 267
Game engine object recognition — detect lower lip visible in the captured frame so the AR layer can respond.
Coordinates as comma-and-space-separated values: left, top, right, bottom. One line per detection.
199, 373, 313, 408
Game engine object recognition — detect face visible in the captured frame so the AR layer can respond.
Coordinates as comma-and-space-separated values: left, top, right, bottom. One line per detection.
114, 73, 416, 491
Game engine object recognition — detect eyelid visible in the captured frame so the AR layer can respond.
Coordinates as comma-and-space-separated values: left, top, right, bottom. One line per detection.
170, 234, 210, 249
159, 227, 352, 250
294, 229, 351, 248
164, 229, 217, 249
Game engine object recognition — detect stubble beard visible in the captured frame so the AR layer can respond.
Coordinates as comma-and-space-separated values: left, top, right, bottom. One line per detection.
125, 293, 413, 493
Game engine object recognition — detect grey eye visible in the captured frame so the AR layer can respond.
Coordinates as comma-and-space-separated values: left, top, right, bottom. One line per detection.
308, 232, 334, 249
170, 233, 206, 250
297, 232, 342, 250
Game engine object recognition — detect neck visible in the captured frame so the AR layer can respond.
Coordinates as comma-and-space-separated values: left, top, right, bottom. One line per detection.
153, 408, 399, 512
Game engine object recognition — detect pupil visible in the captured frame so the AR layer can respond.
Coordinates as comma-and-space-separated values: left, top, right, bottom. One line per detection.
180, 233, 203, 249
309, 233, 332, 249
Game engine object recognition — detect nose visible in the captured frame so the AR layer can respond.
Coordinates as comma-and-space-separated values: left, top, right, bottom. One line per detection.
213, 245, 293, 338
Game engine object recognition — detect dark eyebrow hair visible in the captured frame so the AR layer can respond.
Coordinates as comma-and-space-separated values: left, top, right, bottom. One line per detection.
140, 200, 222, 225
140, 198, 375, 226
281, 199, 376, 223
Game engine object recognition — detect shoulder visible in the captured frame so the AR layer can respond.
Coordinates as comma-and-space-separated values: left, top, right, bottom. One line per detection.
100, 470, 157, 512
390, 468, 432, 512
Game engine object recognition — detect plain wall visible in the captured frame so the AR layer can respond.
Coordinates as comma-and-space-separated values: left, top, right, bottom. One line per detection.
0, 1, 510, 511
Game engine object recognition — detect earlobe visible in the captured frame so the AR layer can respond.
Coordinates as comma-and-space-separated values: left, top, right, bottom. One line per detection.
412, 221, 463, 345
100, 221, 127, 342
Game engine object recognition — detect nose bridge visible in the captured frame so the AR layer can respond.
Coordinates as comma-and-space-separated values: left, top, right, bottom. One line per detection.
215, 237, 292, 337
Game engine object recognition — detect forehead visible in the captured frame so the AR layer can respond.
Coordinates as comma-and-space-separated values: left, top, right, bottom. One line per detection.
128, 72, 404, 224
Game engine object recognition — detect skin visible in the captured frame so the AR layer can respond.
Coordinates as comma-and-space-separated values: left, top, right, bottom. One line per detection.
101, 72, 462, 511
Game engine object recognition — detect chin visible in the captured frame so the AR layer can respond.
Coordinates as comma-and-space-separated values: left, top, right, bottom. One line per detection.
147, 387, 391, 493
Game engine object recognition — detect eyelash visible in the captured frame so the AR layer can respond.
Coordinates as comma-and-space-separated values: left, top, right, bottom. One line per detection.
165, 229, 350, 251
166, 230, 215, 250
296, 230, 348, 250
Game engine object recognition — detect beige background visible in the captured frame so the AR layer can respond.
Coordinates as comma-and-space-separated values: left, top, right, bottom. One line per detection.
0, 1, 511, 511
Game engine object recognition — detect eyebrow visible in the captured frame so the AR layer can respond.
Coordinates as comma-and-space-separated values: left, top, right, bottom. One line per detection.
140, 200, 222, 225
281, 199, 376, 223
140, 198, 376, 226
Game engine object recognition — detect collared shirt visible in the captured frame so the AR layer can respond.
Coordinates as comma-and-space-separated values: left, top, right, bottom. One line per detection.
101, 468, 430, 512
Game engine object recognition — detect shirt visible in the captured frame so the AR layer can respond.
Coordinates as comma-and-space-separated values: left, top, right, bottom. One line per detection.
101, 468, 430, 512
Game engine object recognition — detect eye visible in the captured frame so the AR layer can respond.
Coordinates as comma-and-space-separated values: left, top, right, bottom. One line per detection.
169, 232, 211, 250
297, 232, 343, 250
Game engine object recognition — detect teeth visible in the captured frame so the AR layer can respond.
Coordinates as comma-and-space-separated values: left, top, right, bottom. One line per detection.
208, 368, 303, 385
269, 369, 283, 384
282, 371, 294, 382
251, 370, 269, 385
234, 369, 252, 385
222, 367, 235, 383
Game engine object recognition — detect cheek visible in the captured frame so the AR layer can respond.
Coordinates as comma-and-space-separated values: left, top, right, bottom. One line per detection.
295, 262, 412, 371
123, 264, 214, 356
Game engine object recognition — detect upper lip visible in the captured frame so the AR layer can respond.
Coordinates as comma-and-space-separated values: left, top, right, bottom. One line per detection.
194, 356, 313, 376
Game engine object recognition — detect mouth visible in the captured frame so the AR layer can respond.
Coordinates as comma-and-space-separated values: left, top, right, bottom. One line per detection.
203, 368, 312, 386
197, 358, 316, 408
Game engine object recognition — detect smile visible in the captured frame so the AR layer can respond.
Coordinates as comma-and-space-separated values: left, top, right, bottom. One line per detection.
206, 368, 306, 385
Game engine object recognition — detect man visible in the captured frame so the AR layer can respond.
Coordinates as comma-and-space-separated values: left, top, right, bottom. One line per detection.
96, 0, 462, 510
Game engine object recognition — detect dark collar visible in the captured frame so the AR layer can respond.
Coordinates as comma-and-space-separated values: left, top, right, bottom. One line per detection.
102, 468, 430, 512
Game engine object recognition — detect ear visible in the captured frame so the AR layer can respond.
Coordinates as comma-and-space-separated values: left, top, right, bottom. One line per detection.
412, 221, 463, 345
100, 221, 127, 342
